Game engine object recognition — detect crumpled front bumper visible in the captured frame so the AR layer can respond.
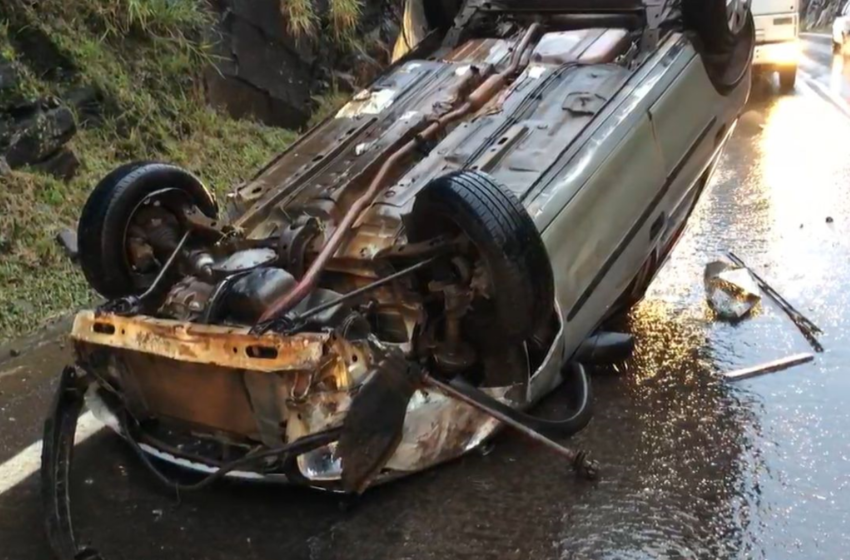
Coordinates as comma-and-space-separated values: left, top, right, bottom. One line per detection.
69, 310, 562, 487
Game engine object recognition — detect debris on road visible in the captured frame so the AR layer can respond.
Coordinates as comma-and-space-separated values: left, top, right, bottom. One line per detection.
727, 252, 824, 352
704, 260, 761, 320
723, 353, 814, 381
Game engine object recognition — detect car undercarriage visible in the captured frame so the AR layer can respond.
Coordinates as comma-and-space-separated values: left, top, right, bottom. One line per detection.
41, 1, 755, 558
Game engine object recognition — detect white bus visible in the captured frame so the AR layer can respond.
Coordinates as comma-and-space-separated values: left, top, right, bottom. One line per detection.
751, 0, 800, 91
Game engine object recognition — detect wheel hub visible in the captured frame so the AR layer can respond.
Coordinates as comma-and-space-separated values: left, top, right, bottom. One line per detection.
726, 0, 751, 35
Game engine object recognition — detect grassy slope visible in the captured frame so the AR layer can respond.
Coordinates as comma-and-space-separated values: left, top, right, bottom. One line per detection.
0, 0, 299, 341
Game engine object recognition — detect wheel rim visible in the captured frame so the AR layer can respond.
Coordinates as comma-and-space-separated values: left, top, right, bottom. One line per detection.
726, 0, 751, 35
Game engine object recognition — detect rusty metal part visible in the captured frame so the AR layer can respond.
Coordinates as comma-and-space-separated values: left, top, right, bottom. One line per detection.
128, 205, 182, 252
373, 233, 461, 259
337, 348, 418, 493
422, 373, 599, 479
294, 257, 438, 324
98, 230, 193, 316
187, 250, 215, 280
126, 236, 157, 273
160, 277, 215, 321
181, 205, 226, 239
71, 310, 330, 373
429, 280, 476, 373
139, 230, 191, 298
257, 23, 543, 323
278, 217, 322, 279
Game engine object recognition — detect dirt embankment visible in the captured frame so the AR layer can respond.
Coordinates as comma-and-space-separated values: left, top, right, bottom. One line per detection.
0, 0, 400, 343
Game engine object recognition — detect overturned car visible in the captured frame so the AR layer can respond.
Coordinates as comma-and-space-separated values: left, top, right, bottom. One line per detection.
42, 1, 754, 558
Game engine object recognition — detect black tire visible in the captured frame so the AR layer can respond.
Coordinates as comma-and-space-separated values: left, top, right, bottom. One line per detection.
407, 170, 554, 343
779, 66, 797, 93
78, 162, 217, 298
682, 0, 755, 94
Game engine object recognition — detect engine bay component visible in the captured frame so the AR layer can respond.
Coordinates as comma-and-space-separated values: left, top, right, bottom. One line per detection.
159, 276, 215, 321
212, 248, 279, 275
221, 267, 297, 324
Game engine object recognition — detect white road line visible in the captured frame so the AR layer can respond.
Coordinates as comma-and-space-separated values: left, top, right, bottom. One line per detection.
800, 32, 833, 39
0, 411, 103, 495
799, 69, 850, 120
796, 75, 822, 101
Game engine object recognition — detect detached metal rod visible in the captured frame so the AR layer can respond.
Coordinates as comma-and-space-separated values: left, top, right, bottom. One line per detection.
422, 373, 598, 479
727, 252, 821, 333
295, 256, 439, 322
723, 353, 814, 381
139, 230, 192, 300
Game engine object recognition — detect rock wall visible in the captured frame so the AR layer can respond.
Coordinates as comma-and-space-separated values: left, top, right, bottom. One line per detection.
802, 0, 845, 29
0, 25, 91, 181
204, 0, 402, 129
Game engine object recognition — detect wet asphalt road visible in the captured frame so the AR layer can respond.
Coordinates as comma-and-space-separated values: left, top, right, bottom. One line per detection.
1, 36, 850, 560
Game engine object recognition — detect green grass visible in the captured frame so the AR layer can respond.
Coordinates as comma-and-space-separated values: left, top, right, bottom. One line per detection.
281, 0, 319, 37
280, 0, 362, 40
0, 0, 297, 341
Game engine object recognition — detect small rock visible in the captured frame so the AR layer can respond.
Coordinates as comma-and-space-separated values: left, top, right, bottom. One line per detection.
55, 227, 79, 261
826, 216, 834, 223
9, 26, 77, 82
32, 148, 80, 181
62, 85, 105, 127
5, 105, 77, 168
9, 348, 20, 358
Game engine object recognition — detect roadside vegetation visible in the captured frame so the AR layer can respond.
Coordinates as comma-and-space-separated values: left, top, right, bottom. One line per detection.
0, 0, 299, 341
281, 0, 362, 43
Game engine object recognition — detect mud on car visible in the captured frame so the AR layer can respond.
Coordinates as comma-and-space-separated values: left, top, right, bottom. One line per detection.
42, 1, 754, 558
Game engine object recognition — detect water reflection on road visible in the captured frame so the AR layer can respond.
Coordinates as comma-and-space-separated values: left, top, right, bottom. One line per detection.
615, 60, 850, 558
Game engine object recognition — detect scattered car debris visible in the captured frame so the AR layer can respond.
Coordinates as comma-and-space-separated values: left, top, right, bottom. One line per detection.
723, 353, 814, 381
727, 252, 823, 352
704, 260, 762, 320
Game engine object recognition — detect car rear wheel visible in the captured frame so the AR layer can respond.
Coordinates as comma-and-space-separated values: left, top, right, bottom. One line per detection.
78, 162, 217, 298
779, 66, 797, 93
407, 170, 554, 344
682, 0, 755, 94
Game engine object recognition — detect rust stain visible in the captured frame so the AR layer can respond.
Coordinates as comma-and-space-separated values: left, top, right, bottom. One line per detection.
71, 311, 327, 373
